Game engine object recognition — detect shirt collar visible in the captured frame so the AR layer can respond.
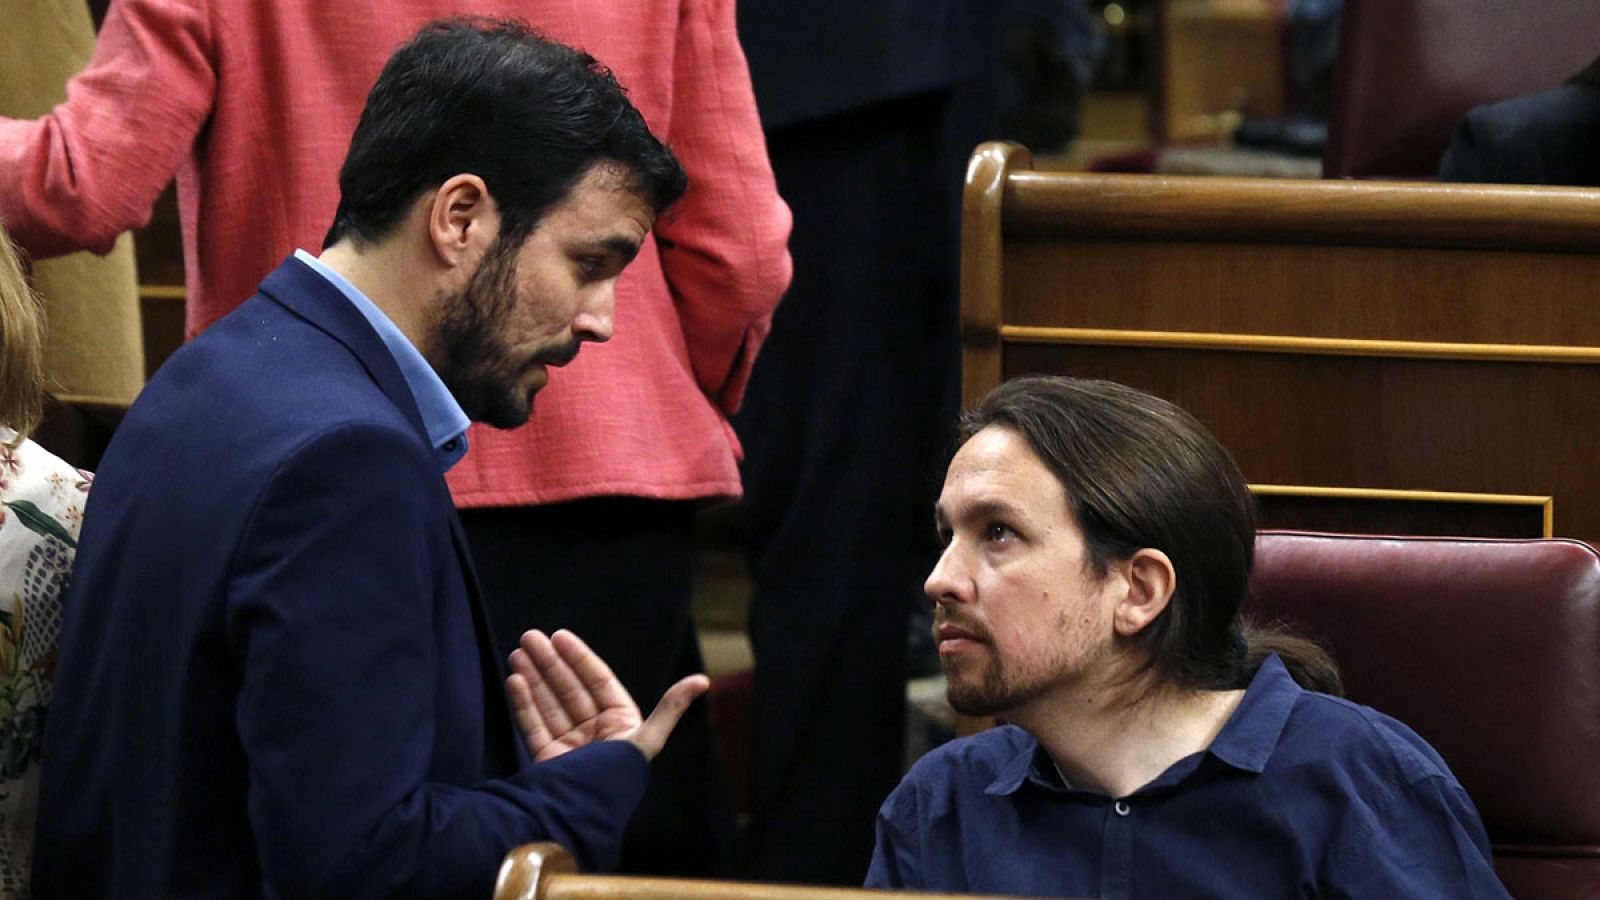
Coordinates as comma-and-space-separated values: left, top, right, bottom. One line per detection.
987, 731, 1043, 796
1203, 653, 1301, 774
293, 250, 470, 471
984, 653, 1303, 797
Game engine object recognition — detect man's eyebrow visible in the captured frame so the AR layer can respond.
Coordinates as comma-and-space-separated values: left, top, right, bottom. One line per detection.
590, 235, 642, 264
937, 496, 1025, 526
964, 497, 1024, 521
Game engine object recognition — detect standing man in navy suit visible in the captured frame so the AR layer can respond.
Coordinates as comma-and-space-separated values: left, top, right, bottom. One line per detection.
33, 19, 697, 898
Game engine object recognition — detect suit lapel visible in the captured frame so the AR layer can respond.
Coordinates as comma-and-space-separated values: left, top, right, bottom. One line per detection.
256, 256, 432, 448
258, 255, 527, 769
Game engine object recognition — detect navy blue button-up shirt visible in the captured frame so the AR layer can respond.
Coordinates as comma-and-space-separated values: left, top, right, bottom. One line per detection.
867, 655, 1512, 899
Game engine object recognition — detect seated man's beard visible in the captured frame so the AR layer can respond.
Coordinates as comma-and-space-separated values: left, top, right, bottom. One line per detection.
435, 246, 533, 430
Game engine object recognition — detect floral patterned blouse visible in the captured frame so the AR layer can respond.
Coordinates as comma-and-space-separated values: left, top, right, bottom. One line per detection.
0, 432, 89, 898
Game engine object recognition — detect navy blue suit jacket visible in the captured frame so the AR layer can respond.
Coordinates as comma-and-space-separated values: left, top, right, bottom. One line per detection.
33, 258, 649, 898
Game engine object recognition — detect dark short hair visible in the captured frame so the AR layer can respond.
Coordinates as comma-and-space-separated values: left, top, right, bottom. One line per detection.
960, 376, 1339, 694
323, 17, 687, 250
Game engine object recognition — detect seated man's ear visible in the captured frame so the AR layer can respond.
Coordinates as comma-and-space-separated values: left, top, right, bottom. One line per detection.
1112, 548, 1176, 637
426, 173, 498, 267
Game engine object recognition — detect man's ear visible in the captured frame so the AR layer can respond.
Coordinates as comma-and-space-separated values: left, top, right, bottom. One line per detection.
426, 174, 498, 268
1112, 548, 1176, 637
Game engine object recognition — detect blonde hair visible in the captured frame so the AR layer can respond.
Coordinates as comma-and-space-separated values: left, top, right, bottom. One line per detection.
0, 224, 45, 438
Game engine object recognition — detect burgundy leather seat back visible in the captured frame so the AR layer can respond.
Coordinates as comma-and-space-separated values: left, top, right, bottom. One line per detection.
1247, 531, 1600, 898
1323, 0, 1597, 178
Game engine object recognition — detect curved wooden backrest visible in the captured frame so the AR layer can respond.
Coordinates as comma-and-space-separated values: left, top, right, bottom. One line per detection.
494, 843, 1029, 900
961, 141, 1600, 543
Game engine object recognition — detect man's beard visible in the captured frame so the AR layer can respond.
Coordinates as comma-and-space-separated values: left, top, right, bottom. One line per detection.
938, 611, 1096, 718
433, 241, 575, 430
944, 649, 1046, 718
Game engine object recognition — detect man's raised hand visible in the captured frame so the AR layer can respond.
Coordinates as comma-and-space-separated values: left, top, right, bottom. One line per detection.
505, 628, 710, 762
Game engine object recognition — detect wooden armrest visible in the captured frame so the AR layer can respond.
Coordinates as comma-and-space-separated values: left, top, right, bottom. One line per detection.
494, 842, 1030, 900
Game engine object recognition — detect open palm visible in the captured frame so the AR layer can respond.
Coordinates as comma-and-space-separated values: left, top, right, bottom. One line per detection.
505, 629, 708, 762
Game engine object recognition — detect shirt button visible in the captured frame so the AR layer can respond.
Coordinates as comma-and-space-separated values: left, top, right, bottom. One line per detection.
443, 439, 460, 452
1113, 800, 1131, 816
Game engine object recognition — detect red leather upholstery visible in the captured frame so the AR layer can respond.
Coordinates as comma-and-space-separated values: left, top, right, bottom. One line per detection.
1247, 531, 1600, 898
1323, 0, 1597, 178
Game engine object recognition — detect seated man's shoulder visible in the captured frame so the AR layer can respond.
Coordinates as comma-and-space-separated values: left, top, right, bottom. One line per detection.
1470, 83, 1600, 134
1442, 82, 1600, 184
1275, 689, 1458, 790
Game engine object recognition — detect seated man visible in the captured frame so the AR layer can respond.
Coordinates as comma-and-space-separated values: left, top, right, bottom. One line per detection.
32, 19, 700, 899
866, 376, 1511, 898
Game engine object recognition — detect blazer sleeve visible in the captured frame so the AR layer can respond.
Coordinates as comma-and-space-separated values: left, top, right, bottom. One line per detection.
224, 422, 648, 899
656, 0, 793, 414
0, 0, 215, 259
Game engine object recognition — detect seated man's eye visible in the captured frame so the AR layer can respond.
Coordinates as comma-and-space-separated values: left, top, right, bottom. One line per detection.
987, 523, 1013, 542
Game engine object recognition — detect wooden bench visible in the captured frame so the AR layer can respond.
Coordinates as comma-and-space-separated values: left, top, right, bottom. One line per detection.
493, 843, 1023, 900
962, 141, 1600, 544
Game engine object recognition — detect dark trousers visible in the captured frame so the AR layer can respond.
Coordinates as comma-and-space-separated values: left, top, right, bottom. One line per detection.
461, 499, 736, 876
734, 91, 961, 885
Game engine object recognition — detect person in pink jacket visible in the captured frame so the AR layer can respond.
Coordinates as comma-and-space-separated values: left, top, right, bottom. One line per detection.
0, 0, 791, 875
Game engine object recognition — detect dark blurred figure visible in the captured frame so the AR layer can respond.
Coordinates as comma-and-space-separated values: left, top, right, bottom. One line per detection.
995, 1, 1103, 151
1286, 0, 1342, 118
733, 0, 1095, 885
1439, 54, 1600, 186
1234, 0, 1341, 158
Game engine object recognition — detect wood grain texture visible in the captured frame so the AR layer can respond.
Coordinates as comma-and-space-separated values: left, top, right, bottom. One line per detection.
1002, 172, 1600, 250
495, 843, 1032, 900
959, 142, 1030, 410
962, 143, 1600, 544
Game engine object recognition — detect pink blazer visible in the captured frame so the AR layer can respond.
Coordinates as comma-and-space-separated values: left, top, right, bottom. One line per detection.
0, 0, 792, 506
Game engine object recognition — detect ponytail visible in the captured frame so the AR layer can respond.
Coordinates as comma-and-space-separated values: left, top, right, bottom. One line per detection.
1236, 620, 1343, 696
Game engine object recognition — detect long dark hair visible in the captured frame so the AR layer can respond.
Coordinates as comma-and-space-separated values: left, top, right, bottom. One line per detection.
961, 377, 1341, 695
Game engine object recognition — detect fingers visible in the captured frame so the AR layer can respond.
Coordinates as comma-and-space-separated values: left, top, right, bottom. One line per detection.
549, 629, 636, 714
522, 629, 600, 730
511, 631, 578, 739
632, 673, 711, 760
504, 671, 554, 757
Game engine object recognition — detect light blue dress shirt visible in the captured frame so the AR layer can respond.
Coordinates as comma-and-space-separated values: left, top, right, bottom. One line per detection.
293, 249, 470, 471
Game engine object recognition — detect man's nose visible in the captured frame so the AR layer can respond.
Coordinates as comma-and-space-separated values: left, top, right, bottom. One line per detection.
924, 543, 967, 605
574, 283, 616, 343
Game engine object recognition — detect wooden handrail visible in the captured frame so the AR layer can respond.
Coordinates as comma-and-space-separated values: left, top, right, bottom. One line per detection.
494, 843, 1030, 900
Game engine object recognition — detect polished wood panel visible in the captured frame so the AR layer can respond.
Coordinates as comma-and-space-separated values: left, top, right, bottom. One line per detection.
1002, 173, 1600, 250
1004, 241, 1600, 346
963, 142, 1600, 543
1255, 492, 1547, 540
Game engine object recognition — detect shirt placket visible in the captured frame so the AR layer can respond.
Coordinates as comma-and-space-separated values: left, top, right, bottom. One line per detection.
1099, 797, 1136, 899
